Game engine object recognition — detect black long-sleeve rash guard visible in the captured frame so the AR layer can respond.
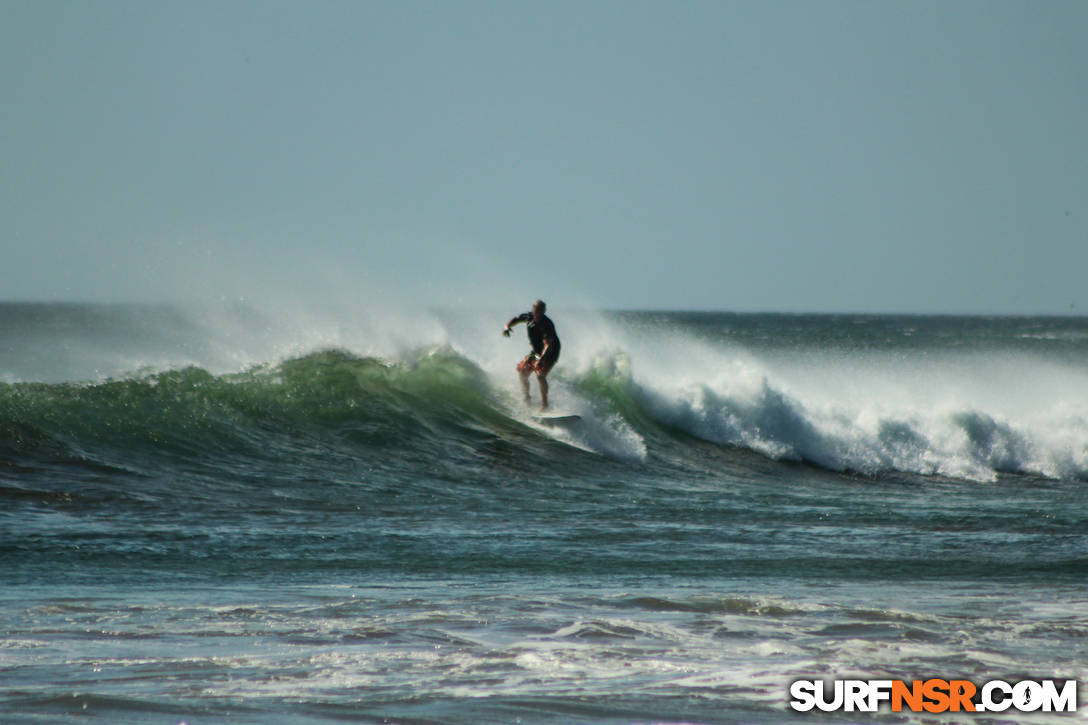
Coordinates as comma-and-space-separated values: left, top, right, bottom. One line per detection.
513, 312, 560, 358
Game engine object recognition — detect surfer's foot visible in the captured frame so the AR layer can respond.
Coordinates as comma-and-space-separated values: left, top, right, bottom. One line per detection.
539, 405, 549, 413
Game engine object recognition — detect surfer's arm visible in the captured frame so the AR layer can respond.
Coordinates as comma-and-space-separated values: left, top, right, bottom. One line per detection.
536, 319, 557, 359
536, 332, 558, 366
502, 314, 529, 337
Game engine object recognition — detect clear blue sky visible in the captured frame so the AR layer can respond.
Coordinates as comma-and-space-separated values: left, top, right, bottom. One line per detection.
2, 0, 1085, 313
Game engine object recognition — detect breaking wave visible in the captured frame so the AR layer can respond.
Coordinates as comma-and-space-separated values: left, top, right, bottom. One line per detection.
1, 303, 1086, 486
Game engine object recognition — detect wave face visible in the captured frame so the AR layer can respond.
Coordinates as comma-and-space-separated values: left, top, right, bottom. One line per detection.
1, 304, 1086, 485
580, 345, 1088, 483
595, 312, 1088, 482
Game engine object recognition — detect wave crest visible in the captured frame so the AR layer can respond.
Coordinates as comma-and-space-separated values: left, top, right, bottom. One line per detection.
3, 339, 1086, 485
572, 350, 1088, 482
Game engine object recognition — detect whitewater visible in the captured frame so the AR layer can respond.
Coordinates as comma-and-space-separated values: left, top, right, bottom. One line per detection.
2, 302, 1087, 723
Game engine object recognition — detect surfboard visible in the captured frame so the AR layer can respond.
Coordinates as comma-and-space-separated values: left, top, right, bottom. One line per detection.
532, 414, 582, 425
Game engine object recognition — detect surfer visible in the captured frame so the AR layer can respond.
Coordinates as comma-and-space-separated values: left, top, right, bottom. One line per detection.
503, 300, 561, 410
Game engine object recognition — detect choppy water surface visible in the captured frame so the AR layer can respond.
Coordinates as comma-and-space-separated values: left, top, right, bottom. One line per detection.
2, 305, 1087, 723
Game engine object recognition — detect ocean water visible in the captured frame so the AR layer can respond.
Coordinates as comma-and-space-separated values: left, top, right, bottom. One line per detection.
1, 303, 1087, 724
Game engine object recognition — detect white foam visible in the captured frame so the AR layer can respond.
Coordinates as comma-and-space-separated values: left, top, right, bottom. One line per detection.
567, 317, 1088, 482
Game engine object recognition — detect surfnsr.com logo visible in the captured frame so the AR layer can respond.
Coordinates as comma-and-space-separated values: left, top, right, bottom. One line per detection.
789, 679, 1077, 713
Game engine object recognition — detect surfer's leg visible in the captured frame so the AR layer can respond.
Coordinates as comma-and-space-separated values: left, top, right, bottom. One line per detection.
535, 353, 557, 411
516, 357, 533, 404
519, 370, 531, 403
537, 372, 549, 411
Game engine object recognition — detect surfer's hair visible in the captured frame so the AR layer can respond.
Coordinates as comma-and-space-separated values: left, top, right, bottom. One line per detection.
533, 299, 546, 313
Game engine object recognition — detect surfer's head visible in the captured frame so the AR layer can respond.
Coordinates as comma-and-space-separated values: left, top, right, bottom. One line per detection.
532, 299, 546, 320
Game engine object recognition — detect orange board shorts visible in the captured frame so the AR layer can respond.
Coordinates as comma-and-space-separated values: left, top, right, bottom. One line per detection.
518, 351, 558, 376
